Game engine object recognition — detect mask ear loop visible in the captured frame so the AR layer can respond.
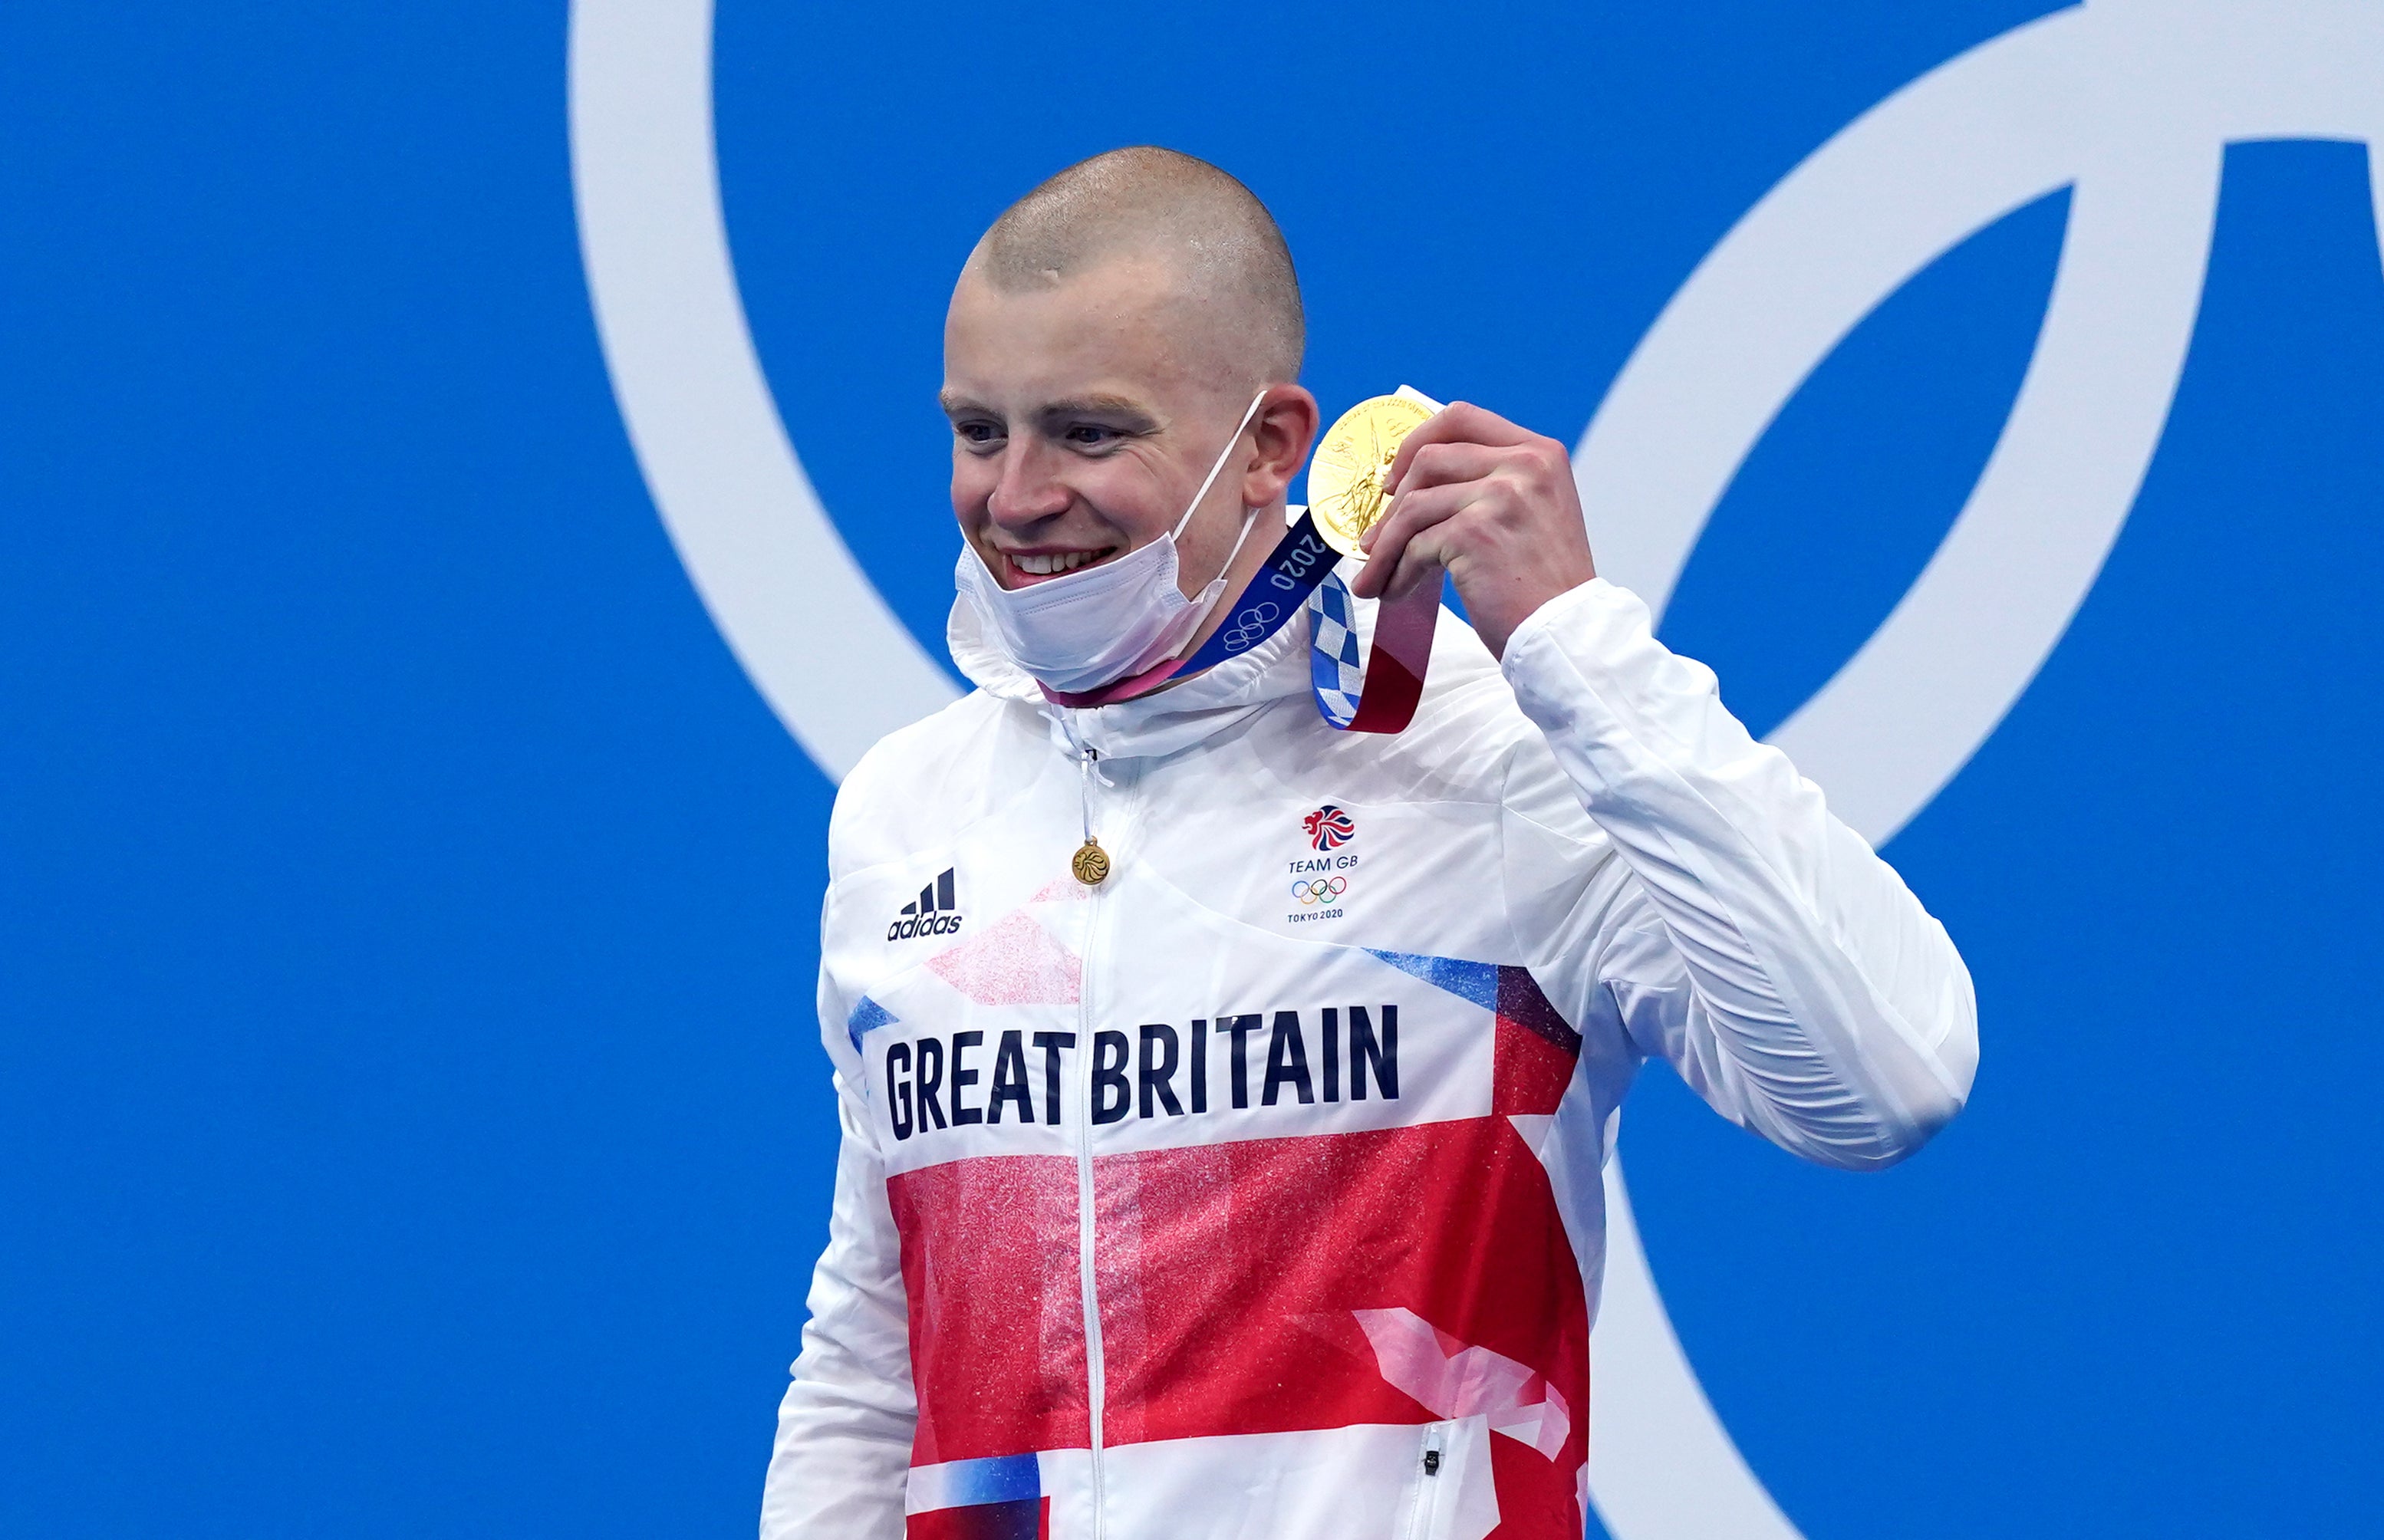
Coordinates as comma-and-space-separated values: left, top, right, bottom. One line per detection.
1158, 390, 1271, 657
1169, 389, 1271, 544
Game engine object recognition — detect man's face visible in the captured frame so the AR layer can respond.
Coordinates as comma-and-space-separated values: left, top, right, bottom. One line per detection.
942, 255, 1254, 594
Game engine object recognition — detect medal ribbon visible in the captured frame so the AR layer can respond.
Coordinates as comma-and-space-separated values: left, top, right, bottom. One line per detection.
1039, 508, 1438, 735
1305, 566, 1437, 734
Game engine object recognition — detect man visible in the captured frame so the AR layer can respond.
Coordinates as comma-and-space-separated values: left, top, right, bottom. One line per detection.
762, 147, 1976, 1540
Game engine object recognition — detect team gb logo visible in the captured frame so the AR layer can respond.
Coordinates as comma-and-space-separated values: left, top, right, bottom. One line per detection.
1303, 805, 1355, 851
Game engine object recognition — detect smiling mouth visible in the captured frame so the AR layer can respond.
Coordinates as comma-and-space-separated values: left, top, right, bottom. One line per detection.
1004, 547, 1121, 583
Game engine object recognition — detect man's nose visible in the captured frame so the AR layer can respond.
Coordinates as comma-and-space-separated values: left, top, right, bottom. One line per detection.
986, 443, 1073, 527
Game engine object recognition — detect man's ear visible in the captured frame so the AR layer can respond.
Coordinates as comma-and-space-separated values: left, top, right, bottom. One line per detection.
1240, 384, 1321, 508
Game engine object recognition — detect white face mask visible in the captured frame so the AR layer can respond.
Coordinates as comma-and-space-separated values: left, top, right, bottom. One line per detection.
956, 390, 1269, 695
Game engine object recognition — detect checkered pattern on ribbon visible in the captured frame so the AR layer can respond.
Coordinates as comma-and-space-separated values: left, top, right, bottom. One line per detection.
1306, 571, 1367, 729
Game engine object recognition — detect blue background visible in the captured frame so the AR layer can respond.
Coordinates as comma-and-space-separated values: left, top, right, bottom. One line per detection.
5, 2, 2379, 1535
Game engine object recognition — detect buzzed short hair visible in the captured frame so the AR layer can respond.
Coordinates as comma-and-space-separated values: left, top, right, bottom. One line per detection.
972, 146, 1305, 387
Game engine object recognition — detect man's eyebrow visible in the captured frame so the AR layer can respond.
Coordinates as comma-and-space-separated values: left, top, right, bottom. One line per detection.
1038, 395, 1158, 427
936, 392, 1161, 429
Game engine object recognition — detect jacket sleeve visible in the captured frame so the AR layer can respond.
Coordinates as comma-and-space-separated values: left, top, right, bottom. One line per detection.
1499, 579, 1978, 1169
758, 981, 917, 1535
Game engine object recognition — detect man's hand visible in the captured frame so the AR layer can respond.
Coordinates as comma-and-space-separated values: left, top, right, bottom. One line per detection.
1349, 403, 1597, 659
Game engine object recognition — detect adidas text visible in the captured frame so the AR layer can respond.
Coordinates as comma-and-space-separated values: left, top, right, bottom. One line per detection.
888, 868, 965, 942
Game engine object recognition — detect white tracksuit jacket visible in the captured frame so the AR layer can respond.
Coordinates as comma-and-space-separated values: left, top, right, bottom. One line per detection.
762, 572, 1978, 1540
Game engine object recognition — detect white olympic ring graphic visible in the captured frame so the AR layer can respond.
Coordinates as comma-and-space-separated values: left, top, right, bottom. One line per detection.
568, 2, 2384, 1533
1292, 876, 1349, 905
1220, 601, 1282, 653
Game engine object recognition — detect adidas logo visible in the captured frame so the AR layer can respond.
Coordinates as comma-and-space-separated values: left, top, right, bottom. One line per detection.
886, 868, 965, 941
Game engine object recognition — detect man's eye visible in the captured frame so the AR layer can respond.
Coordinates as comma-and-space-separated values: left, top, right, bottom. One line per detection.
1065, 424, 1120, 449
956, 422, 1003, 447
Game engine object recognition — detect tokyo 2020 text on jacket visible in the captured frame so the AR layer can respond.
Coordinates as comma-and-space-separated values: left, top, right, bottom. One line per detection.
762, 568, 1978, 1540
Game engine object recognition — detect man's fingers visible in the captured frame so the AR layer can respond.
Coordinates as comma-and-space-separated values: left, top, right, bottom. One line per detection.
1382, 439, 1508, 497
1350, 482, 1474, 601
1383, 401, 1537, 494
1350, 529, 1447, 604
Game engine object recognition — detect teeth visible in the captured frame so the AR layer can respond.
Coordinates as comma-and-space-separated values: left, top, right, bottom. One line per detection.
1013, 550, 1105, 575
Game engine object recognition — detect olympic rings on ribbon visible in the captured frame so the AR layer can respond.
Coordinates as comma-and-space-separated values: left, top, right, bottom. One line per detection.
1291, 876, 1348, 905
1220, 601, 1283, 653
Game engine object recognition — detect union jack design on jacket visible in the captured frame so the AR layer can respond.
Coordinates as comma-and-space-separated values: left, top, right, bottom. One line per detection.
764, 571, 1979, 1540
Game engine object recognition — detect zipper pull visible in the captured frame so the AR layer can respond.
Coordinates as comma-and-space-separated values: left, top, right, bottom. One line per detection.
1422, 1449, 1441, 1476
1072, 745, 1110, 886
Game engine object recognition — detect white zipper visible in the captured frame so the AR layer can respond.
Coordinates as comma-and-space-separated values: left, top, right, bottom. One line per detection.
1402, 1423, 1447, 1540
1071, 741, 1113, 1540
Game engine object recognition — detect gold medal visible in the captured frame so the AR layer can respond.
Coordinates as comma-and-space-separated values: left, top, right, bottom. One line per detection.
1306, 393, 1435, 558
1071, 837, 1111, 886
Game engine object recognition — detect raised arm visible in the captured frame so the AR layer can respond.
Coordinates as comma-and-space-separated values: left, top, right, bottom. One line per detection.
1360, 400, 1974, 1167
1501, 578, 1977, 1167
